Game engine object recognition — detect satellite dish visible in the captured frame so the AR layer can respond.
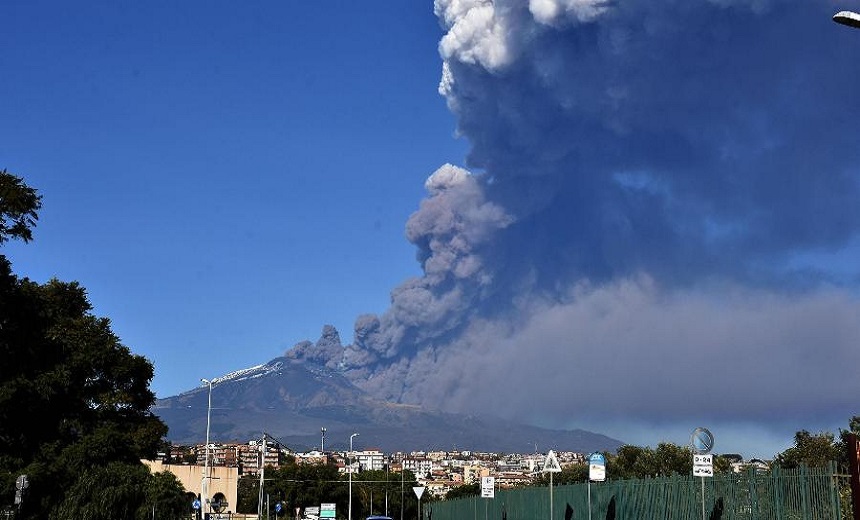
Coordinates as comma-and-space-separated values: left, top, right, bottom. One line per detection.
833, 11, 860, 29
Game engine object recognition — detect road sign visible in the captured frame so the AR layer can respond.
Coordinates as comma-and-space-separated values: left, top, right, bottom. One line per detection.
693, 454, 712, 466
542, 450, 561, 473
320, 503, 336, 519
693, 465, 714, 477
693, 453, 713, 477
588, 452, 606, 482
413, 486, 425, 500
192, 499, 201, 510
691, 427, 714, 454
481, 476, 495, 498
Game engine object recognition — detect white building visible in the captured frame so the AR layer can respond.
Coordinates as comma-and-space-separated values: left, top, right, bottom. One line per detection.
354, 449, 385, 471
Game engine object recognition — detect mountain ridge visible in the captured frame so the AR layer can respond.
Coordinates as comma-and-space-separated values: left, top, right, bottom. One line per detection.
154, 353, 623, 454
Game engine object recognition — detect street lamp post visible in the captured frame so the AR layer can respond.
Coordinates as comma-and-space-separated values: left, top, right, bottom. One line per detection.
349, 433, 359, 520
201, 378, 214, 515
834, 10, 860, 28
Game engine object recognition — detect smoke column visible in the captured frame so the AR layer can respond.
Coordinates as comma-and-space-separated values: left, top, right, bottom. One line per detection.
290, 0, 860, 447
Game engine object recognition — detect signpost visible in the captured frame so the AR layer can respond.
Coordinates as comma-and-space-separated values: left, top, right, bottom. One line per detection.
413, 486, 425, 520
587, 453, 606, 520
543, 451, 561, 520
481, 477, 495, 520
481, 476, 495, 498
690, 428, 715, 520
14, 475, 28, 510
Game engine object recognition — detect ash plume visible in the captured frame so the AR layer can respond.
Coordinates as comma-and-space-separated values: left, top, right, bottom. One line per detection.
289, 0, 860, 445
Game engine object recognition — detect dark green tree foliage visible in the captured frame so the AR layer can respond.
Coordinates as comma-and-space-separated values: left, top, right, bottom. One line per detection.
0, 171, 176, 518
51, 463, 187, 520
531, 462, 589, 486
238, 460, 421, 520
774, 430, 842, 469
445, 482, 480, 500
0, 170, 41, 244
610, 443, 692, 479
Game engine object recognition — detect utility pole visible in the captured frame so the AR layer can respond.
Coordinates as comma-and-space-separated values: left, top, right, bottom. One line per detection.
258, 433, 267, 520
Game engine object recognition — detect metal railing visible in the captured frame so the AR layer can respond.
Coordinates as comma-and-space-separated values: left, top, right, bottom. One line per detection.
429, 463, 851, 520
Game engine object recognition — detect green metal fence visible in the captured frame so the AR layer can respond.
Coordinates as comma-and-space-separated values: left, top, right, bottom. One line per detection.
428, 464, 851, 520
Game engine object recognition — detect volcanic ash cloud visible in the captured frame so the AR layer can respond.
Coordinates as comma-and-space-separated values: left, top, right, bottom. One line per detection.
293, 0, 860, 435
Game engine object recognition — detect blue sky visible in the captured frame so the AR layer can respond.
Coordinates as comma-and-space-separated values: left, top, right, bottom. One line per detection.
2, 1, 465, 394
4, 0, 860, 459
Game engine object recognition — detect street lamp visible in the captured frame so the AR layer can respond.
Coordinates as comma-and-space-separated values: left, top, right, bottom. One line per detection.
200, 378, 215, 515
349, 432, 359, 520
834, 10, 860, 28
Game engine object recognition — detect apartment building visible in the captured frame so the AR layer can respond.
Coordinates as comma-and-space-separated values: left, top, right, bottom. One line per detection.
354, 449, 385, 471
238, 440, 283, 475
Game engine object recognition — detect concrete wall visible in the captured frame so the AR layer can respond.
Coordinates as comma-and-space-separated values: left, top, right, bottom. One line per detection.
143, 460, 239, 514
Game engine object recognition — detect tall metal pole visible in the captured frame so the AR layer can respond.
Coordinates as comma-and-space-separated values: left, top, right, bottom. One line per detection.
549, 472, 553, 520
201, 378, 214, 516
349, 433, 359, 520
258, 434, 267, 520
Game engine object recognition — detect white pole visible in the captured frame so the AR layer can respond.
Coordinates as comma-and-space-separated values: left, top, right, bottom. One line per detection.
201, 378, 214, 516
349, 433, 359, 520
587, 481, 591, 520
258, 434, 267, 520
549, 472, 553, 520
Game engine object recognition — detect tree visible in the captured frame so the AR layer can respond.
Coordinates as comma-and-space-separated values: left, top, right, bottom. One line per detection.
50, 462, 187, 520
0, 172, 172, 518
445, 482, 480, 500
775, 430, 841, 469
0, 169, 41, 244
608, 442, 730, 480
532, 462, 589, 486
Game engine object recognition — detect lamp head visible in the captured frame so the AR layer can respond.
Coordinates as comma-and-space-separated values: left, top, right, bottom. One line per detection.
834, 10, 860, 29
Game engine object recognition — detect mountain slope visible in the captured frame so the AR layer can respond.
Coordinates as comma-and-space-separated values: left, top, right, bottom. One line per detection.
154, 356, 622, 453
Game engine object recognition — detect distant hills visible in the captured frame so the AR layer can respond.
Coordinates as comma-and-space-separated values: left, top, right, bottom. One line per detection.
154, 356, 623, 454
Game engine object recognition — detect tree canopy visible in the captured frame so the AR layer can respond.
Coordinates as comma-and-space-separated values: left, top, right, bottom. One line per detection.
0, 169, 41, 244
0, 170, 182, 519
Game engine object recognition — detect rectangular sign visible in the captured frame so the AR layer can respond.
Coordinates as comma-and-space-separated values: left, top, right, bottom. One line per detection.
588, 453, 606, 482
693, 453, 713, 477
481, 476, 495, 498
692, 454, 712, 466
693, 465, 714, 477
320, 503, 336, 518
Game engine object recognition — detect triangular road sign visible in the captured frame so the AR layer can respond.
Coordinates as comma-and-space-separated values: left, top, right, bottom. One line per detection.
542, 450, 562, 473
413, 486, 425, 499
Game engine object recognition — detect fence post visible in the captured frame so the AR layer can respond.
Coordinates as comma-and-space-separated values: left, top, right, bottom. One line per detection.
847, 433, 860, 520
